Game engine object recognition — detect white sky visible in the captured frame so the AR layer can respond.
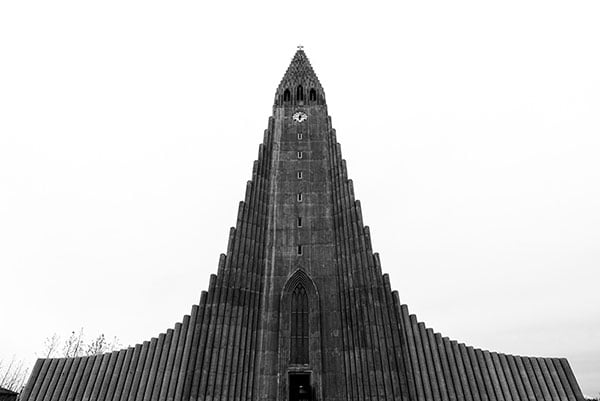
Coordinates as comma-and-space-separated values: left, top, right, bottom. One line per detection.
1, 0, 599, 397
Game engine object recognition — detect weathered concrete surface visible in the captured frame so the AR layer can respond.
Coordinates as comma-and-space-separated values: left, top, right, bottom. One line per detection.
19, 49, 585, 401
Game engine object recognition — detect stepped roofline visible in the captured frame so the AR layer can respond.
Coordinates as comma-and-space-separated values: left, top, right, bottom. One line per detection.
17, 49, 586, 401
274, 47, 326, 106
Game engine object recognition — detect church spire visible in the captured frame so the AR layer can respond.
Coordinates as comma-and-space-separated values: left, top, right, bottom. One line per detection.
17, 49, 587, 401
275, 48, 326, 106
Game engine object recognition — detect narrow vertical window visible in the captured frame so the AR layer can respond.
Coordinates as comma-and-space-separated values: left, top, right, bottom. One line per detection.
297, 151, 303, 159
283, 89, 291, 102
296, 85, 304, 102
297, 217, 302, 227
297, 193, 302, 202
297, 245, 303, 255
291, 284, 309, 364
309, 88, 317, 102
297, 171, 303, 179
298, 133, 303, 140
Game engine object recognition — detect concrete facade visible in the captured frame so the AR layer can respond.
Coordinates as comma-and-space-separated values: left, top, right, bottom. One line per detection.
19, 49, 586, 401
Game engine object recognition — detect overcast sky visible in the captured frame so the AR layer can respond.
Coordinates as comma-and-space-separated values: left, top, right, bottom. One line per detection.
1, 0, 599, 397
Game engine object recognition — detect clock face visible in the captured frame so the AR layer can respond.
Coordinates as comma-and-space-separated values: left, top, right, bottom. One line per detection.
293, 111, 308, 123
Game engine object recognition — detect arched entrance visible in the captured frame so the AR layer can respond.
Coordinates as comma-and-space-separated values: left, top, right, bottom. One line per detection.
279, 269, 322, 401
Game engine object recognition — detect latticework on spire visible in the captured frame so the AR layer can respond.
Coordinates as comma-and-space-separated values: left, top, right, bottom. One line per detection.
274, 49, 326, 106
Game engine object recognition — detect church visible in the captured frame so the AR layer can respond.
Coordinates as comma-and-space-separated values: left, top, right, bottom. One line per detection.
19, 49, 585, 401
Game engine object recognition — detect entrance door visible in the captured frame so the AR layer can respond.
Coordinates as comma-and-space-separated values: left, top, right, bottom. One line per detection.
289, 372, 312, 401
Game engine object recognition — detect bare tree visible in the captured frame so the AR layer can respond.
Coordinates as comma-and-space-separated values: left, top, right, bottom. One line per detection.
41, 329, 121, 359
86, 333, 120, 356
0, 356, 29, 393
42, 333, 60, 358
62, 328, 86, 358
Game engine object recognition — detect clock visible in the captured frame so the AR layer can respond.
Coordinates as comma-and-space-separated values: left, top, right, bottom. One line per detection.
293, 111, 308, 123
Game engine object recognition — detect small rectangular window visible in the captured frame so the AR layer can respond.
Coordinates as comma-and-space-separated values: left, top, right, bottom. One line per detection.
297, 171, 303, 179
297, 217, 302, 227
298, 133, 303, 140
297, 193, 303, 202
297, 245, 303, 255
297, 151, 303, 159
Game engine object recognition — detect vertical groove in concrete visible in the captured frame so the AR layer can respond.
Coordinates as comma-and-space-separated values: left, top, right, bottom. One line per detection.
537, 358, 559, 401
475, 349, 496, 401
27, 358, 50, 401
223, 186, 253, 401
167, 316, 189, 401
529, 357, 552, 400
152, 330, 173, 401
412, 315, 433, 401
561, 358, 585, 401
127, 342, 149, 401
330, 135, 358, 401
75, 356, 97, 401
181, 297, 205, 400
57, 358, 79, 401
449, 342, 470, 401
521, 356, 544, 400
42, 358, 66, 401
402, 306, 425, 401
444, 338, 467, 401
503, 354, 527, 401
135, 337, 157, 401
20, 359, 44, 401
174, 310, 196, 401
466, 346, 487, 401
483, 350, 504, 401
427, 329, 448, 401
390, 292, 413, 401
382, 277, 407, 401
105, 350, 127, 401
218, 193, 251, 401
332, 178, 353, 400
34, 358, 57, 401
434, 334, 456, 401
56, 357, 79, 401
89, 352, 111, 400
159, 323, 181, 401
66, 356, 90, 401
513, 355, 536, 401
81, 354, 103, 401
551, 359, 576, 401
544, 358, 567, 401
120, 344, 142, 401
191, 277, 217, 400
419, 323, 441, 401
143, 335, 165, 401
198, 273, 223, 400
496, 353, 519, 401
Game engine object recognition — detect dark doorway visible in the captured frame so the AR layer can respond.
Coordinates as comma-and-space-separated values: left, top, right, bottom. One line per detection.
289, 372, 312, 401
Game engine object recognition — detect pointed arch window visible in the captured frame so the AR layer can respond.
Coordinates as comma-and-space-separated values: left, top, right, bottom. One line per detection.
291, 284, 309, 364
309, 88, 317, 102
284, 89, 291, 102
296, 85, 304, 102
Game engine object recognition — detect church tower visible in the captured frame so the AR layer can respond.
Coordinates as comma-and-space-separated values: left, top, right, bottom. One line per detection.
256, 49, 411, 401
19, 49, 585, 401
